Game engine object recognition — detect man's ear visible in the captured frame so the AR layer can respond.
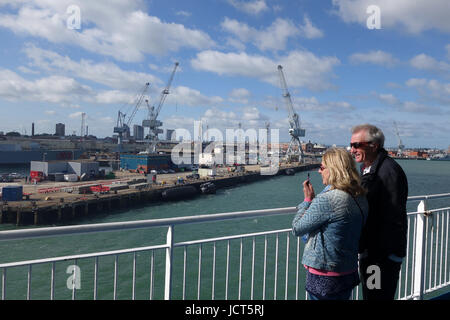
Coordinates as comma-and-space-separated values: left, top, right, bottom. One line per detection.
370, 143, 380, 151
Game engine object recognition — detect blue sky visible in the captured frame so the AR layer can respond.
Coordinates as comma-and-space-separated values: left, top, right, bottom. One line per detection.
0, 0, 449, 149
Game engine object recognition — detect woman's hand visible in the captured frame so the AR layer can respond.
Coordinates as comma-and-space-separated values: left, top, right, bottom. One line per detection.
303, 180, 315, 201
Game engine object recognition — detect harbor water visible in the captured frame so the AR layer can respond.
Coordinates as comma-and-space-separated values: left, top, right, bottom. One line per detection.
0, 159, 449, 299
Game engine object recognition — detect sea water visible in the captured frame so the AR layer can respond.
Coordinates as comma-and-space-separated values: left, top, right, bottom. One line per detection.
0, 159, 449, 299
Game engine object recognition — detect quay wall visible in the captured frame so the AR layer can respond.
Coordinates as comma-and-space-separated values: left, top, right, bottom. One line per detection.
0, 163, 319, 226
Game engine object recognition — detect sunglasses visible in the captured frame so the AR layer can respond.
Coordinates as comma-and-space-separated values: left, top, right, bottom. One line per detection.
319, 164, 327, 171
350, 141, 372, 149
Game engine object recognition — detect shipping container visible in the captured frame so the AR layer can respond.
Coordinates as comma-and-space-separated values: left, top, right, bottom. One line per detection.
64, 174, 78, 182
1, 185, 23, 201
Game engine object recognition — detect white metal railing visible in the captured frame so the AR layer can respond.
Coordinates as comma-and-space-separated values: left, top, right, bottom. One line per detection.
0, 193, 449, 300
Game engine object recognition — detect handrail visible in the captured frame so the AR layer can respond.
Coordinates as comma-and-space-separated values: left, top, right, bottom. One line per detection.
1, 192, 449, 300
1, 193, 450, 241
407, 206, 450, 216
407, 193, 450, 201
0, 207, 297, 241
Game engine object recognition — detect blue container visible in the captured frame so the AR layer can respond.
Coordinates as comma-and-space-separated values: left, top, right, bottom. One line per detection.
2, 185, 23, 201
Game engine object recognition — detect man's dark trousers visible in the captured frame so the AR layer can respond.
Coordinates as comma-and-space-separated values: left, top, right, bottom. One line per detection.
359, 256, 402, 300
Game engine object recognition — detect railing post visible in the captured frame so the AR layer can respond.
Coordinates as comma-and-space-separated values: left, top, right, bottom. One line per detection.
164, 225, 174, 300
413, 200, 427, 300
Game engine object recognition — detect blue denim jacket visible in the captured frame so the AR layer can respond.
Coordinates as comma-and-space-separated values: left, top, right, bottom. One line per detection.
292, 187, 368, 272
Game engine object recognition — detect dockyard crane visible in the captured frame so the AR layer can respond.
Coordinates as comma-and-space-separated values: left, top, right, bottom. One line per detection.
143, 62, 179, 153
114, 82, 150, 148
277, 65, 306, 163
393, 121, 405, 157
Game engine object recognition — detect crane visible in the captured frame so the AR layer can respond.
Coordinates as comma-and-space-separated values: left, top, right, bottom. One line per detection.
114, 82, 150, 148
143, 62, 179, 153
277, 65, 306, 163
393, 121, 405, 157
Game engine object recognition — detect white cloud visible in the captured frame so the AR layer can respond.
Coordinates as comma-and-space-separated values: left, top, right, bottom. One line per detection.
377, 93, 400, 105
0, 1, 214, 62
241, 106, 269, 121
229, 88, 251, 104
221, 17, 299, 51
17, 65, 40, 74
2, 45, 224, 109
385, 82, 402, 89
163, 106, 266, 140
199, 107, 271, 135
69, 111, 84, 119
166, 86, 224, 107
401, 101, 439, 113
409, 54, 450, 74
332, 0, 450, 34
0, 68, 93, 103
221, 16, 323, 51
349, 50, 398, 67
23, 45, 161, 90
204, 108, 237, 122
175, 11, 192, 18
0, 67, 144, 105
299, 15, 324, 39
192, 50, 273, 77
191, 50, 340, 91
406, 78, 450, 105
375, 91, 443, 114
93, 90, 134, 105
294, 96, 355, 112
227, 0, 268, 15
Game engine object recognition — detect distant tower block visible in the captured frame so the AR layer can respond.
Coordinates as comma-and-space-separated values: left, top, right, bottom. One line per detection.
55, 123, 65, 137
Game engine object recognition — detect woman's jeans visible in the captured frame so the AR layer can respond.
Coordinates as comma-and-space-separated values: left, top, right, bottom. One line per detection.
307, 288, 353, 300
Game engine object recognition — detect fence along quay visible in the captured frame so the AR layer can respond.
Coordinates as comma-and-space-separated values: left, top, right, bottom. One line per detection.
0, 192, 449, 300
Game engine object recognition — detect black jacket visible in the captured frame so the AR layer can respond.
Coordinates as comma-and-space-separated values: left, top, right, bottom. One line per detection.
359, 149, 408, 260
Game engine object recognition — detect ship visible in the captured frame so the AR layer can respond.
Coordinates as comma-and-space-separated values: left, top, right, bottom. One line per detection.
428, 154, 450, 161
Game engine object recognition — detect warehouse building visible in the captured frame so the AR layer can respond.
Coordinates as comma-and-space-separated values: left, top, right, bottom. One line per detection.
30, 160, 99, 181
119, 154, 173, 173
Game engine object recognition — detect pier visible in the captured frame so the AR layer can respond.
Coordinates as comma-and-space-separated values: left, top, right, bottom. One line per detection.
0, 163, 319, 226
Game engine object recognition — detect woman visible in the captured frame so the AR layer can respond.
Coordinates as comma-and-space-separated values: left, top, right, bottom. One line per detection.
292, 148, 368, 300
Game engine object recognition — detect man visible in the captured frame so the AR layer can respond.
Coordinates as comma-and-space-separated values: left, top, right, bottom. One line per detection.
350, 124, 408, 300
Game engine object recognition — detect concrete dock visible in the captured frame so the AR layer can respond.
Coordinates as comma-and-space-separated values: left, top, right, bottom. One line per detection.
0, 163, 319, 225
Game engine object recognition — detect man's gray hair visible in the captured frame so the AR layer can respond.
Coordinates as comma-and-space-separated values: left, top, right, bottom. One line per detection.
351, 124, 385, 148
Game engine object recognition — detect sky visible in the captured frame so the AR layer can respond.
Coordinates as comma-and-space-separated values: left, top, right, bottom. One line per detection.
0, 0, 449, 149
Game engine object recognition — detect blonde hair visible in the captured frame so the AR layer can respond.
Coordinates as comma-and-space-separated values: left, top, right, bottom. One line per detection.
323, 148, 366, 197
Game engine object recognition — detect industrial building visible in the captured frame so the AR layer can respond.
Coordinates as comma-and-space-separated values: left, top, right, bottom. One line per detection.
133, 125, 144, 140
55, 123, 65, 137
30, 160, 99, 181
119, 154, 173, 173
166, 129, 175, 141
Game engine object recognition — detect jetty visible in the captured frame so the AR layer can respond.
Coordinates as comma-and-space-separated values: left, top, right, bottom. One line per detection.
0, 163, 319, 225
